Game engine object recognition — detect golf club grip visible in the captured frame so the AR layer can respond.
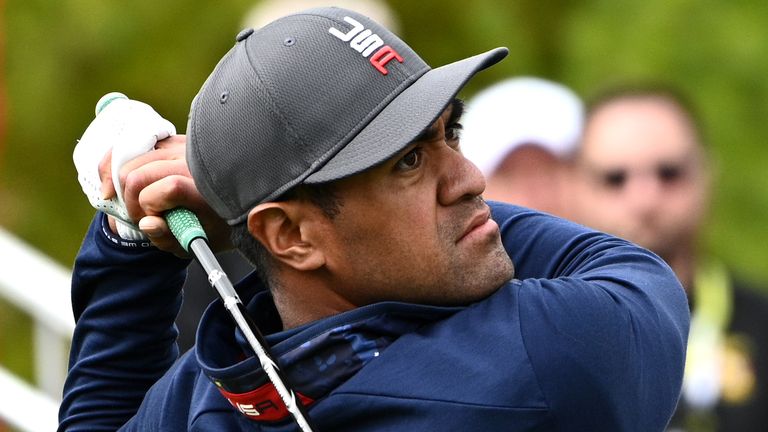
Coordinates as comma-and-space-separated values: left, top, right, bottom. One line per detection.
166, 208, 208, 252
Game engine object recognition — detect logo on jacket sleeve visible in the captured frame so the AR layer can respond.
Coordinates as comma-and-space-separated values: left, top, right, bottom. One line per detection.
329, 16, 404, 75
218, 382, 315, 422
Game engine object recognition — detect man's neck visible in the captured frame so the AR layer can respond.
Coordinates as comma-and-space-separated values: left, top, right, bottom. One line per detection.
270, 273, 357, 330
659, 244, 696, 294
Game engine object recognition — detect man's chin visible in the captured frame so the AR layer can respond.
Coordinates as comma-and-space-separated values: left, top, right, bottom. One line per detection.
478, 248, 515, 295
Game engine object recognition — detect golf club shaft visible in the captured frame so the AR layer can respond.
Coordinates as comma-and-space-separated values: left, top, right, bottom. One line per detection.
167, 209, 314, 432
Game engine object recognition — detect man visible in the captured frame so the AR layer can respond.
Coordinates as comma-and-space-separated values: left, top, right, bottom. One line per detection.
571, 85, 768, 431
59, 8, 689, 431
461, 77, 583, 218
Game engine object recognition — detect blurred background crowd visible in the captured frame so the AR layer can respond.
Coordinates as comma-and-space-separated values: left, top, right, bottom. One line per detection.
2, 0, 768, 431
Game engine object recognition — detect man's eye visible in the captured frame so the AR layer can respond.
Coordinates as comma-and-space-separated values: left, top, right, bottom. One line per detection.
601, 169, 627, 189
395, 148, 422, 171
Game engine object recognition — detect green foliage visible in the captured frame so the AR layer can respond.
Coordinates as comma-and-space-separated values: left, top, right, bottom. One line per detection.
0, 297, 33, 382
2, 0, 768, 287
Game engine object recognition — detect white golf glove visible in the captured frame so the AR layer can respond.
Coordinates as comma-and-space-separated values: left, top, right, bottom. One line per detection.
73, 93, 176, 240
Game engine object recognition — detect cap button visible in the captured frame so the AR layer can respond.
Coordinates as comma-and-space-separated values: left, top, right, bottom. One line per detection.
236, 28, 254, 42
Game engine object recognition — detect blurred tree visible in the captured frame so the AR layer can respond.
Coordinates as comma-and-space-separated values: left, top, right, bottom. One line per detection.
0, 0, 5, 163
3, 0, 253, 264
0, 0, 767, 300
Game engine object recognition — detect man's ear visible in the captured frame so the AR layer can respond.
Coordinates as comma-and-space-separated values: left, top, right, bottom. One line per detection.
247, 202, 326, 271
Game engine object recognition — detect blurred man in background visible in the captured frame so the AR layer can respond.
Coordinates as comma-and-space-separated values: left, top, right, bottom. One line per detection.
461, 77, 583, 218
571, 85, 768, 431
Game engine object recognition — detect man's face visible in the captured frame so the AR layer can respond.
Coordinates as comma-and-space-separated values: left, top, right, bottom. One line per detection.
316, 101, 514, 307
572, 97, 709, 259
484, 145, 571, 218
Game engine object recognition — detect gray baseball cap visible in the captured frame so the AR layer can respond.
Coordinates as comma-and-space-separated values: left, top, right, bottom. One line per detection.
188, 7, 508, 225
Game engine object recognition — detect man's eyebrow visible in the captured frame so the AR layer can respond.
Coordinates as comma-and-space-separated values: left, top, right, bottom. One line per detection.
411, 98, 465, 143
446, 98, 465, 126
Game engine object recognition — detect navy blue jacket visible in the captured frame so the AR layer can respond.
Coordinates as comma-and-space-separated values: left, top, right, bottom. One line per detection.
59, 203, 690, 431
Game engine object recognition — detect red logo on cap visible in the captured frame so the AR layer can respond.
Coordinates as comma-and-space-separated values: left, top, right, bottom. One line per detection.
329, 16, 404, 75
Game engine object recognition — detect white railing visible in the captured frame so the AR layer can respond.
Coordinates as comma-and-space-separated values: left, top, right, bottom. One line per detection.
0, 226, 74, 431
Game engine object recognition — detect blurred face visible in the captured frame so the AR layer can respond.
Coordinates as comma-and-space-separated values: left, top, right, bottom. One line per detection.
484, 145, 571, 218
572, 97, 709, 259
319, 101, 514, 306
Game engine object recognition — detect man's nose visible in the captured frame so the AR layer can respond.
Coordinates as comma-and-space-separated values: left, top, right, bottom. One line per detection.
625, 172, 664, 212
438, 149, 486, 206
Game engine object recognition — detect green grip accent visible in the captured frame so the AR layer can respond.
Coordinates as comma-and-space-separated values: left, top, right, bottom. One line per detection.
95, 92, 128, 116
166, 208, 208, 252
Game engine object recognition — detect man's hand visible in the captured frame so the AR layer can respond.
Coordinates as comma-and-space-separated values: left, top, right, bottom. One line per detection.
74, 95, 177, 240
99, 135, 233, 256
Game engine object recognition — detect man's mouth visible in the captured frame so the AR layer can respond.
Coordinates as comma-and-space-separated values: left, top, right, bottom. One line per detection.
457, 207, 493, 243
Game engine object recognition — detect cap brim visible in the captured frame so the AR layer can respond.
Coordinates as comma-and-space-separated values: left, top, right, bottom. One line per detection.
304, 47, 508, 184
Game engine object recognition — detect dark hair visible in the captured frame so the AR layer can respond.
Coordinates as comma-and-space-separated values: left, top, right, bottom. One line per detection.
586, 83, 706, 147
230, 182, 342, 287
